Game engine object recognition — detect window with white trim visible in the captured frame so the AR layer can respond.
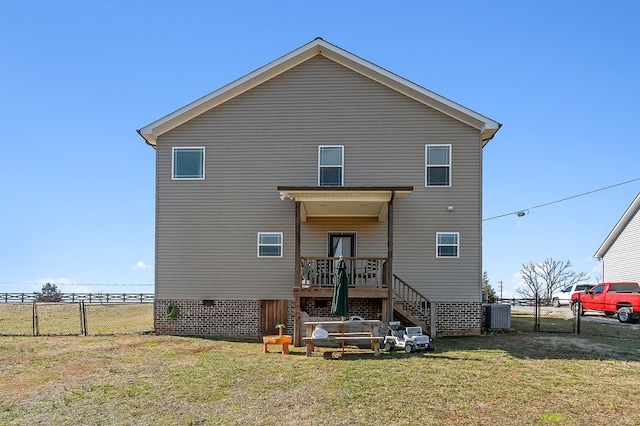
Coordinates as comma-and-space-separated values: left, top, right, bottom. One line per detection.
425, 144, 451, 186
172, 147, 205, 180
257, 233, 283, 257
318, 145, 344, 186
436, 232, 459, 258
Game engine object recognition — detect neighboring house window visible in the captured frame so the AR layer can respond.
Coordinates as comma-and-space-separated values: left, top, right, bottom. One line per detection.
436, 232, 459, 258
318, 145, 344, 186
425, 144, 451, 186
257, 233, 283, 257
172, 147, 205, 180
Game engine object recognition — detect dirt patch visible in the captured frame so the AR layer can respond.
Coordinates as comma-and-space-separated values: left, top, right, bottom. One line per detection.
531, 335, 625, 358
0, 357, 105, 404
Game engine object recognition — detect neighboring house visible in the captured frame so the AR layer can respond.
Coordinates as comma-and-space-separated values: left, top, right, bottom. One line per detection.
594, 193, 640, 283
137, 38, 501, 343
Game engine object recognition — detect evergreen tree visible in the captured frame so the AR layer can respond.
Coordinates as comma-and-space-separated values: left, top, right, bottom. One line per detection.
36, 282, 62, 302
482, 271, 498, 302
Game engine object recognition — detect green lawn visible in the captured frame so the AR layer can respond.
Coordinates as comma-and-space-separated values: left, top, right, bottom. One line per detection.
1, 331, 638, 425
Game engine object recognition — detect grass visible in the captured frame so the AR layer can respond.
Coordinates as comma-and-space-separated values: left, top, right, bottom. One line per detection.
0, 304, 33, 335
0, 303, 153, 336
1, 331, 639, 425
511, 313, 640, 353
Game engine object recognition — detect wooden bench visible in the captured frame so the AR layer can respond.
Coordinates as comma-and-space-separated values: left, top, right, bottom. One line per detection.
262, 335, 292, 354
327, 331, 373, 337
302, 336, 384, 357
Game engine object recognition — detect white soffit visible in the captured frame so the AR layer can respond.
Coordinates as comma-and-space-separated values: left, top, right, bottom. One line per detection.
278, 187, 412, 222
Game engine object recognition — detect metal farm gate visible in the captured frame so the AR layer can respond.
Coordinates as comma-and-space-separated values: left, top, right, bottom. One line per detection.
33, 302, 87, 336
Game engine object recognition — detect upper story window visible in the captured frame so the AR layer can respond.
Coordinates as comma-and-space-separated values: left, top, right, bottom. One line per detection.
173, 147, 205, 180
318, 145, 344, 186
425, 144, 451, 187
436, 232, 459, 258
257, 232, 283, 257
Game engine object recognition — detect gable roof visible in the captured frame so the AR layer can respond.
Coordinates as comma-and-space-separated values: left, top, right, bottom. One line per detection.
138, 38, 501, 147
594, 193, 640, 259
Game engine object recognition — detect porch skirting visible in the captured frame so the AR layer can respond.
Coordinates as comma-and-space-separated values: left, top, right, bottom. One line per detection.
155, 299, 481, 339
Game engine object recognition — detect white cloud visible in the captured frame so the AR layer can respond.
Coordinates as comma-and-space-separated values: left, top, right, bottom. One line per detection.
132, 261, 152, 270
36, 277, 75, 286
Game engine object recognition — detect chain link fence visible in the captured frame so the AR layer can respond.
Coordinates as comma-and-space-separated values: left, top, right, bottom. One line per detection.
493, 298, 640, 342
571, 300, 640, 341
0, 293, 153, 336
502, 298, 576, 333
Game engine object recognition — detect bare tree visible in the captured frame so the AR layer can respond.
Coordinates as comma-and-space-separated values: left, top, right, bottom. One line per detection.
516, 258, 587, 300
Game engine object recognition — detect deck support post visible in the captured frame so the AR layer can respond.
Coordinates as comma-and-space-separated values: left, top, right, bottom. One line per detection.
386, 191, 395, 323
294, 201, 301, 346
430, 302, 437, 338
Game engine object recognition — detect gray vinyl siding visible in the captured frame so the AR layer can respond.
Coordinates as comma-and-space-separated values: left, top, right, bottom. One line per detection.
155, 56, 483, 302
602, 208, 640, 283
301, 218, 388, 258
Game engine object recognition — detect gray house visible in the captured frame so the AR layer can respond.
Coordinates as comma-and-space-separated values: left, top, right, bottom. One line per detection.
137, 38, 501, 343
594, 193, 640, 283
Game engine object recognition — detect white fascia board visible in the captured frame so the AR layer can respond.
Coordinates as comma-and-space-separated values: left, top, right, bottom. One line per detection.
138, 38, 501, 146
138, 40, 323, 146
594, 193, 640, 259
278, 188, 412, 202
317, 41, 501, 143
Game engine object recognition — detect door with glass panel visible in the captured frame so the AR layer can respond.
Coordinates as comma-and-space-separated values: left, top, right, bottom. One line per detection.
328, 233, 356, 284
329, 233, 355, 258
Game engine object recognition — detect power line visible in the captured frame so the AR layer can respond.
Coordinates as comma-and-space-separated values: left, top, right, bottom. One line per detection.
483, 176, 640, 221
0, 283, 153, 287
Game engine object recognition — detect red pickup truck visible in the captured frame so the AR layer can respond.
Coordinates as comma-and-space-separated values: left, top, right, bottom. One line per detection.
571, 282, 640, 323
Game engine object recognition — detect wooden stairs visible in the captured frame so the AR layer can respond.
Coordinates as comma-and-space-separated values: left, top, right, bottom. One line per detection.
392, 275, 437, 337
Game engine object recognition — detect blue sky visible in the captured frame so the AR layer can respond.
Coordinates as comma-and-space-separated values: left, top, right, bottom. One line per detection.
1, 1, 639, 297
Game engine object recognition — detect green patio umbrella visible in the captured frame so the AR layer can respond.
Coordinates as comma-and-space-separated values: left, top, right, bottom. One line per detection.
331, 257, 349, 319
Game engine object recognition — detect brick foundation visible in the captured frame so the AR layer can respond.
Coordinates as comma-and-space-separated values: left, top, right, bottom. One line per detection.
155, 299, 294, 340
301, 298, 382, 320
434, 301, 482, 336
155, 299, 480, 339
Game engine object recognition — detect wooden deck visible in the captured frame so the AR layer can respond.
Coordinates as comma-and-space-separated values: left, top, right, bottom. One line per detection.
299, 257, 387, 289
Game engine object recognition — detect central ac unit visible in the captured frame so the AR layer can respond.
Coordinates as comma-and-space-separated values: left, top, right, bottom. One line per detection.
484, 303, 511, 329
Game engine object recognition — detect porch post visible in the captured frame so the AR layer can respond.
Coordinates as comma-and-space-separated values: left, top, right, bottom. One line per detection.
386, 191, 395, 322
295, 201, 301, 285
294, 201, 301, 346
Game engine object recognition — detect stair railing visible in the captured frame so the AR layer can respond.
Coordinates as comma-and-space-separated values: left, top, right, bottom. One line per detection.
392, 275, 437, 337
392, 275, 429, 318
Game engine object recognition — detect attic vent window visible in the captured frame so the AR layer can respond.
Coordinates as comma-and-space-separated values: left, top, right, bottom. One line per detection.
173, 147, 205, 180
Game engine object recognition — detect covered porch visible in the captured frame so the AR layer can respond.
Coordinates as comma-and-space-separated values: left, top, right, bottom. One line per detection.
277, 186, 413, 346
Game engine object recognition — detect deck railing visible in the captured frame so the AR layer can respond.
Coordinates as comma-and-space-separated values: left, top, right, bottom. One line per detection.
299, 257, 387, 289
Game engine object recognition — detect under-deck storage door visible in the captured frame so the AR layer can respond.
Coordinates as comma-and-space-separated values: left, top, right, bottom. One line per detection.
260, 300, 288, 336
